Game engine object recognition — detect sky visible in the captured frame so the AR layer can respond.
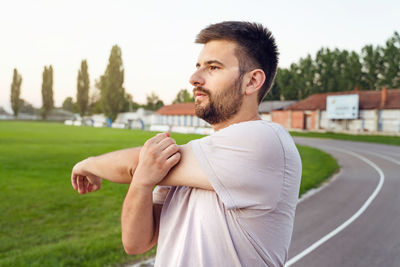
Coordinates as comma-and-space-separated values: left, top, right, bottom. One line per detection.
0, 0, 399, 112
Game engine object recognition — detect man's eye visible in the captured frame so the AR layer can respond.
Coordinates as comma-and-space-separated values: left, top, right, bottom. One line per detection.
209, 66, 219, 70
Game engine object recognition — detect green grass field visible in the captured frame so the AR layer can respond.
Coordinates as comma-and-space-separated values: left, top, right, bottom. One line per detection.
0, 121, 337, 267
290, 131, 400, 146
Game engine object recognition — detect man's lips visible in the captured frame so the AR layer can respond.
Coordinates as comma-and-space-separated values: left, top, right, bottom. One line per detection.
195, 92, 207, 97
195, 94, 207, 101
194, 90, 208, 101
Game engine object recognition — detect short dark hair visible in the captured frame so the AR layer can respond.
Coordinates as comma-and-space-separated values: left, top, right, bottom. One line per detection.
195, 21, 279, 103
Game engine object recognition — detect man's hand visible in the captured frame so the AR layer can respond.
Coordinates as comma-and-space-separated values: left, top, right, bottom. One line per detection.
132, 132, 181, 189
71, 159, 102, 194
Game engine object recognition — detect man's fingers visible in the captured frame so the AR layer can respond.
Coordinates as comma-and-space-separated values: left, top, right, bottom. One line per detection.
92, 184, 98, 192
161, 143, 180, 160
76, 175, 82, 191
87, 183, 93, 193
158, 137, 176, 151
77, 176, 86, 194
73, 172, 100, 194
149, 132, 170, 145
166, 152, 181, 168
93, 184, 100, 192
82, 178, 88, 194
71, 173, 78, 190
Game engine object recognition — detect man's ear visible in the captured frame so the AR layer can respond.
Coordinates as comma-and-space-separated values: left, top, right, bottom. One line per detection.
244, 69, 266, 96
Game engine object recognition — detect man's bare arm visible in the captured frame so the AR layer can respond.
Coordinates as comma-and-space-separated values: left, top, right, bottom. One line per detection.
121, 133, 180, 254
158, 143, 213, 190
121, 186, 163, 254
71, 147, 141, 194
71, 135, 212, 194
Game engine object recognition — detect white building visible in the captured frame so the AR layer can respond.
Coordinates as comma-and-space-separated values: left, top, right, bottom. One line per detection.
113, 108, 155, 129
151, 103, 212, 135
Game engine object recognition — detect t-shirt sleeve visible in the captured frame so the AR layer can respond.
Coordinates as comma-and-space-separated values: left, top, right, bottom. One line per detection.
190, 121, 285, 210
153, 185, 171, 205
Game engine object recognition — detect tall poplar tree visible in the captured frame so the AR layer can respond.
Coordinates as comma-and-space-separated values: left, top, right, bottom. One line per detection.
10, 68, 22, 117
77, 60, 90, 116
41, 65, 54, 119
97, 45, 125, 121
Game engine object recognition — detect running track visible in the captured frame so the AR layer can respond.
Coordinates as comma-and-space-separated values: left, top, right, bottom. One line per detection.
287, 137, 400, 267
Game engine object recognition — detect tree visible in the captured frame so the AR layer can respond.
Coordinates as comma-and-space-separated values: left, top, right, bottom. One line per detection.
317, 49, 362, 93
121, 93, 141, 112
145, 92, 164, 111
77, 60, 90, 116
275, 68, 296, 100
361, 44, 384, 90
173, 89, 194, 103
263, 81, 281, 101
268, 32, 398, 100
295, 55, 317, 98
314, 48, 338, 93
343, 51, 363, 90
41, 65, 54, 119
19, 99, 37, 114
88, 88, 103, 115
97, 45, 125, 121
381, 31, 400, 88
62, 97, 77, 112
10, 68, 22, 117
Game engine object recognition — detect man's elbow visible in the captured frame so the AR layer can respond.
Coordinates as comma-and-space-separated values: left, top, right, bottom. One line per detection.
122, 240, 153, 255
123, 244, 148, 255
123, 246, 145, 255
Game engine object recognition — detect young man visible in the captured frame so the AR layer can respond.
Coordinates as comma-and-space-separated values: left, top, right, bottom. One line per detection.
71, 21, 302, 266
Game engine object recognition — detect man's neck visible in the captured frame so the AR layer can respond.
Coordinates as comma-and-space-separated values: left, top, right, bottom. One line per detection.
212, 112, 261, 132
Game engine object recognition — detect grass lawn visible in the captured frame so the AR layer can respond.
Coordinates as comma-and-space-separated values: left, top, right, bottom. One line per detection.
297, 145, 338, 196
0, 121, 337, 267
290, 131, 400, 146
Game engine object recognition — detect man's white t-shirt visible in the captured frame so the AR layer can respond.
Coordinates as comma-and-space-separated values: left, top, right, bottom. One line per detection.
153, 120, 302, 266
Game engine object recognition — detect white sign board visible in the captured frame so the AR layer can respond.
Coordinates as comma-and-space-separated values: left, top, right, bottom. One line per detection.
326, 94, 359, 119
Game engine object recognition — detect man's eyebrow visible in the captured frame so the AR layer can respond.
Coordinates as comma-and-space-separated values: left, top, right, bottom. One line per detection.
196, 60, 225, 68
205, 60, 224, 66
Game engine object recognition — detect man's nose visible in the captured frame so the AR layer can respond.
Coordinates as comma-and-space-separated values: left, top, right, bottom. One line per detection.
189, 69, 205, 87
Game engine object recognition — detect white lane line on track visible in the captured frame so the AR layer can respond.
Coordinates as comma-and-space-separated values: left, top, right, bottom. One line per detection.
285, 147, 385, 267
351, 149, 400, 166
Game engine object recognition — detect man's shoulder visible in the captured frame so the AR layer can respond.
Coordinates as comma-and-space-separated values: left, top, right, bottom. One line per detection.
217, 119, 285, 134
188, 120, 291, 161
210, 120, 288, 145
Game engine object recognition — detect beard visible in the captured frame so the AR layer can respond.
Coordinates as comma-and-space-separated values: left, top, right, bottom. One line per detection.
193, 76, 244, 125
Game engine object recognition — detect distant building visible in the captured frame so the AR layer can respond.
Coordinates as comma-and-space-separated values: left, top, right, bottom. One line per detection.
0, 107, 12, 120
258, 101, 297, 121
152, 103, 212, 134
272, 88, 400, 134
64, 104, 212, 134
2, 108, 77, 121
155, 103, 208, 127
113, 108, 155, 129
47, 109, 77, 121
